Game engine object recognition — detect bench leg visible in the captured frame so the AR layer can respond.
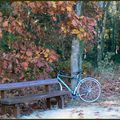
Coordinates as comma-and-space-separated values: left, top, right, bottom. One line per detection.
46, 98, 51, 109
13, 105, 20, 118
56, 96, 64, 109
1, 104, 6, 115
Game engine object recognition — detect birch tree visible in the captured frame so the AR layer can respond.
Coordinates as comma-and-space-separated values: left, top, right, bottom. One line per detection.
71, 1, 83, 89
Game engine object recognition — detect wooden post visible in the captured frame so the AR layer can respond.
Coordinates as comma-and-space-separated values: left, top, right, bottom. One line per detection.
45, 85, 50, 92
1, 104, 6, 115
46, 98, 51, 109
13, 104, 20, 118
56, 96, 64, 109
0, 90, 6, 115
0, 90, 5, 98
45, 85, 51, 109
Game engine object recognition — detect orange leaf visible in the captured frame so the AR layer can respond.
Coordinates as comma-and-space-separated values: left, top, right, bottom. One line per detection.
21, 62, 28, 70
51, 2, 56, 8
79, 16, 84, 19
83, 32, 87, 37
2, 77, 10, 83
16, 21, 22, 26
48, 59, 53, 63
77, 34, 83, 40
20, 74, 25, 80
71, 29, 80, 35
36, 61, 44, 68
46, 49, 50, 53
44, 53, 49, 58
26, 51, 33, 57
52, 16, 57, 21
50, 55, 58, 61
3, 61, 8, 69
58, 1, 63, 5
66, 6, 72, 12
3, 21, 8, 27
72, 19, 77, 27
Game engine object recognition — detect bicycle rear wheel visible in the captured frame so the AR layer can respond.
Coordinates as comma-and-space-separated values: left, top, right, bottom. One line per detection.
78, 77, 101, 103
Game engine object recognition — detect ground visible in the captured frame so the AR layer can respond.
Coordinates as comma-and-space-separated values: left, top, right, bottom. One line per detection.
20, 97, 120, 119
1, 94, 120, 119
20, 101, 120, 119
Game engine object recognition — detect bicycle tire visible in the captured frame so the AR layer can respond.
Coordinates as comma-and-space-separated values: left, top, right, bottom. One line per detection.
77, 77, 101, 103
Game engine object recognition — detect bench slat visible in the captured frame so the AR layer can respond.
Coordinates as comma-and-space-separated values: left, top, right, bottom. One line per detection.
0, 79, 59, 90
0, 91, 69, 105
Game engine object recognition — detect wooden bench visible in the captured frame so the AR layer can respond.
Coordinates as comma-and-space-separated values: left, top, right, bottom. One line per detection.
0, 78, 69, 117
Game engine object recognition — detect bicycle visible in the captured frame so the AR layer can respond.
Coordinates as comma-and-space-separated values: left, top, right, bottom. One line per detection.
57, 70, 101, 103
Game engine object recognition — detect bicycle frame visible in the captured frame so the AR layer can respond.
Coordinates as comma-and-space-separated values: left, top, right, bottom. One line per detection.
57, 74, 82, 96
57, 71, 101, 103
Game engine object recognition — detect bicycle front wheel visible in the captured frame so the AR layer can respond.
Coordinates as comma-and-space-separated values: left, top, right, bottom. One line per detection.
78, 77, 101, 103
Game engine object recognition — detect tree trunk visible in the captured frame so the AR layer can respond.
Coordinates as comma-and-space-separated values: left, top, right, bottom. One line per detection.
97, 2, 110, 64
78, 41, 84, 79
71, 38, 80, 89
111, 1, 117, 52
71, 1, 83, 89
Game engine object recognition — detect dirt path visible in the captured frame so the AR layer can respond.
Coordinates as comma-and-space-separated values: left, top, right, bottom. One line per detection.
20, 100, 120, 119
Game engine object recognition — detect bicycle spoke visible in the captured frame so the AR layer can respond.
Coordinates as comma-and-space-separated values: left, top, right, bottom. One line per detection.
80, 93, 86, 96
78, 78, 101, 102
84, 82, 89, 89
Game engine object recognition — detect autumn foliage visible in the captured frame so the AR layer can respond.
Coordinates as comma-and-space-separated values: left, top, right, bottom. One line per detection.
0, 1, 102, 83
26, 1, 99, 40
0, 40, 58, 83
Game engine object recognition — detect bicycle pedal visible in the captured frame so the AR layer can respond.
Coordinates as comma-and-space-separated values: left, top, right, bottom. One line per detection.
72, 96, 77, 100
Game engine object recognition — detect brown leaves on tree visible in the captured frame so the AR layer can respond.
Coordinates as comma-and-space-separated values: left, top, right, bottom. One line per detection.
0, 41, 59, 83
0, 1, 102, 42
26, 51, 33, 57
21, 62, 29, 70
3, 21, 9, 28
61, 15, 97, 41
44, 49, 59, 63
36, 61, 44, 68
0, 1, 102, 83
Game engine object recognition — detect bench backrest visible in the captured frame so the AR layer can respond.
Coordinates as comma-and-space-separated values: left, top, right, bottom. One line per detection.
0, 78, 59, 90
